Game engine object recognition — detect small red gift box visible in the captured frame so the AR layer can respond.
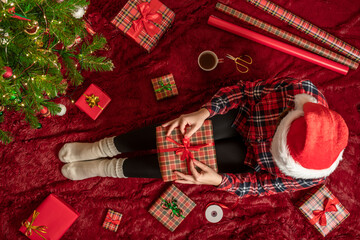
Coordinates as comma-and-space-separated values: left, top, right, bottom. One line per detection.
102, 209, 122, 232
19, 194, 79, 240
296, 185, 350, 237
111, 0, 175, 52
151, 73, 178, 100
156, 120, 218, 182
75, 84, 111, 120
148, 184, 196, 232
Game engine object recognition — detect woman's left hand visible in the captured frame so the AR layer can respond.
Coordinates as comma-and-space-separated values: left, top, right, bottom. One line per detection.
174, 159, 223, 186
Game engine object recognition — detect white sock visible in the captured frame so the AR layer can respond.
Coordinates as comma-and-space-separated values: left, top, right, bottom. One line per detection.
61, 158, 126, 181
58, 137, 120, 163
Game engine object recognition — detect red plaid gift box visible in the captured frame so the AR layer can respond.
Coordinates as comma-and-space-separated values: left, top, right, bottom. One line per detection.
296, 185, 350, 237
111, 0, 175, 52
148, 184, 196, 232
156, 120, 217, 182
151, 73, 178, 100
75, 84, 111, 120
102, 209, 122, 232
19, 194, 79, 240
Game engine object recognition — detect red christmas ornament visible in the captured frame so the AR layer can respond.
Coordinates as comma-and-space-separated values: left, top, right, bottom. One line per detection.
40, 106, 51, 118
3, 66, 13, 78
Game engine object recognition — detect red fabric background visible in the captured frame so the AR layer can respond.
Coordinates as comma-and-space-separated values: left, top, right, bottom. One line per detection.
1, 0, 359, 239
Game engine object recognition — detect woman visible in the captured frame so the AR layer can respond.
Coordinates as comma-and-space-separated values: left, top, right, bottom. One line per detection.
59, 77, 348, 198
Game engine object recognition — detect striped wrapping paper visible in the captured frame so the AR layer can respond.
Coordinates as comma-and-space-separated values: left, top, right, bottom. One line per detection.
246, 0, 360, 62
216, 2, 358, 70
296, 185, 350, 237
148, 184, 196, 232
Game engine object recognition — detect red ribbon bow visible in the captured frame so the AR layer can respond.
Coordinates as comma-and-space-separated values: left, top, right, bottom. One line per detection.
106, 215, 121, 226
161, 136, 214, 174
310, 197, 339, 226
131, 2, 162, 37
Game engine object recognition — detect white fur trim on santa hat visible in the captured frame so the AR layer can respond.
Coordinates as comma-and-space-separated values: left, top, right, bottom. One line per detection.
270, 94, 344, 179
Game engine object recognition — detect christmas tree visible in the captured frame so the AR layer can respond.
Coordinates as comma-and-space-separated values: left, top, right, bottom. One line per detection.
0, 0, 114, 144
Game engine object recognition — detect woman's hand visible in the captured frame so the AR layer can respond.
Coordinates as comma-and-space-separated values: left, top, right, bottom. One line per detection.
162, 108, 210, 137
174, 159, 223, 186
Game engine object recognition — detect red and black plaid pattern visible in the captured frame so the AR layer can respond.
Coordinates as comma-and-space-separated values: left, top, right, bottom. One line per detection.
216, 3, 358, 70
111, 0, 175, 52
202, 78, 327, 197
102, 209, 122, 232
296, 185, 350, 237
156, 120, 217, 182
148, 184, 196, 232
245, 0, 360, 62
151, 73, 178, 100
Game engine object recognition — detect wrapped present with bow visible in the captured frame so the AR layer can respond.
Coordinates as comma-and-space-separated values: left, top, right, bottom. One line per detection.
156, 120, 217, 182
111, 0, 175, 52
19, 194, 79, 240
296, 185, 350, 237
75, 84, 111, 120
151, 73, 178, 100
148, 184, 196, 232
102, 209, 122, 232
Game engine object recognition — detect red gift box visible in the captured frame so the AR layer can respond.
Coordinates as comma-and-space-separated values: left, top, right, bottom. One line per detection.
156, 120, 218, 182
148, 184, 196, 232
102, 209, 122, 232
19, 194, 79, 240
75, 84, 111, 120
296, 185, 350, 237
151, 73, 178, 100
111, 0, 175, 52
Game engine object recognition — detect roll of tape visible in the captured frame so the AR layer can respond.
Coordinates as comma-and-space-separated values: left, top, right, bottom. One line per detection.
205, 204, 223, 223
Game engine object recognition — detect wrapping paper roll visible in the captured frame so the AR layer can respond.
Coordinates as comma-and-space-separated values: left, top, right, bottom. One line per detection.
207, 15, 349, 75
216, 3, 358, 70
246, 0, 360, 62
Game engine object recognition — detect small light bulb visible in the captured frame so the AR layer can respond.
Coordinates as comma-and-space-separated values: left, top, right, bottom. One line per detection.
38, 96, 41, 99
10, 3, 14, 6
26, 54, 29, 56
21, 103, 25, 107
13, 75, 16, 78
31, 78, 34, 81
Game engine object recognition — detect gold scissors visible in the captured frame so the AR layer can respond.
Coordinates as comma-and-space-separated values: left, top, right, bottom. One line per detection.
226, 54, 253, 73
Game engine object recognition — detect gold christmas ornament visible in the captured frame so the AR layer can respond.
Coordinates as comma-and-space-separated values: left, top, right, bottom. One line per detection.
24, 21, 39, 35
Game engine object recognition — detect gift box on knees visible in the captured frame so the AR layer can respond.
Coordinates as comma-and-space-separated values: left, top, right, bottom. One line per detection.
296, 185, 350, 237
156, 120, 218, 182
102, 209, 122, 232
151, 73, 178, 100
148, 184, 196, 232
111, 0, 175, 52
19, 194, 79, 240
75, 84, 111, 120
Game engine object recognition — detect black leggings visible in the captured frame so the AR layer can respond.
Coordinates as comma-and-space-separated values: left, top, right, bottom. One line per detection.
114, 109, 252, 178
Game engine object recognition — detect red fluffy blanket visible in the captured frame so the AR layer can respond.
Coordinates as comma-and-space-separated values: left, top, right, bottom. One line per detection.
1, 0, 359, 239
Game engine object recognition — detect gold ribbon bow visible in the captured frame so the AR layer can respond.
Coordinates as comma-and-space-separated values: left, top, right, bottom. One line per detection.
22, 210, 48, 240
84, 94, 104, 110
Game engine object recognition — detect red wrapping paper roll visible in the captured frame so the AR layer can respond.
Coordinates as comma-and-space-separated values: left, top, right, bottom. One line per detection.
207, 15, 349, 75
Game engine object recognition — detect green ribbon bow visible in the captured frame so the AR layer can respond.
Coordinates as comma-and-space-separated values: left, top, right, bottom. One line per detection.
161, 198, 185, 218
155, 81, 173, 92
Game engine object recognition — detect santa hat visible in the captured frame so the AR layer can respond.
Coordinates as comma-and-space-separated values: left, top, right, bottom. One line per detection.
270, 94, 349, 179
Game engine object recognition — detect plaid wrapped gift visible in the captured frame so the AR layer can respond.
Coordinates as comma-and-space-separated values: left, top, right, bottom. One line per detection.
216, 2, 358, 70
148, 184, 196, 232
151, 73, 178, 100
111, 0, 175, 52
296, 185, 350, 237
156, 120, 217, 182
245, 0, 360, 62
102, 209, 122, 232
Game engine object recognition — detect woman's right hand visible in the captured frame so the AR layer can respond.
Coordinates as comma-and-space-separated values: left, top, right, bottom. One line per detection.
162, 108, 210, 138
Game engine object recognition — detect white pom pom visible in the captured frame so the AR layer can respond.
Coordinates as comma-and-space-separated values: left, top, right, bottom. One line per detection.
72, 6, 86, 19
56, 104, 67, 116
